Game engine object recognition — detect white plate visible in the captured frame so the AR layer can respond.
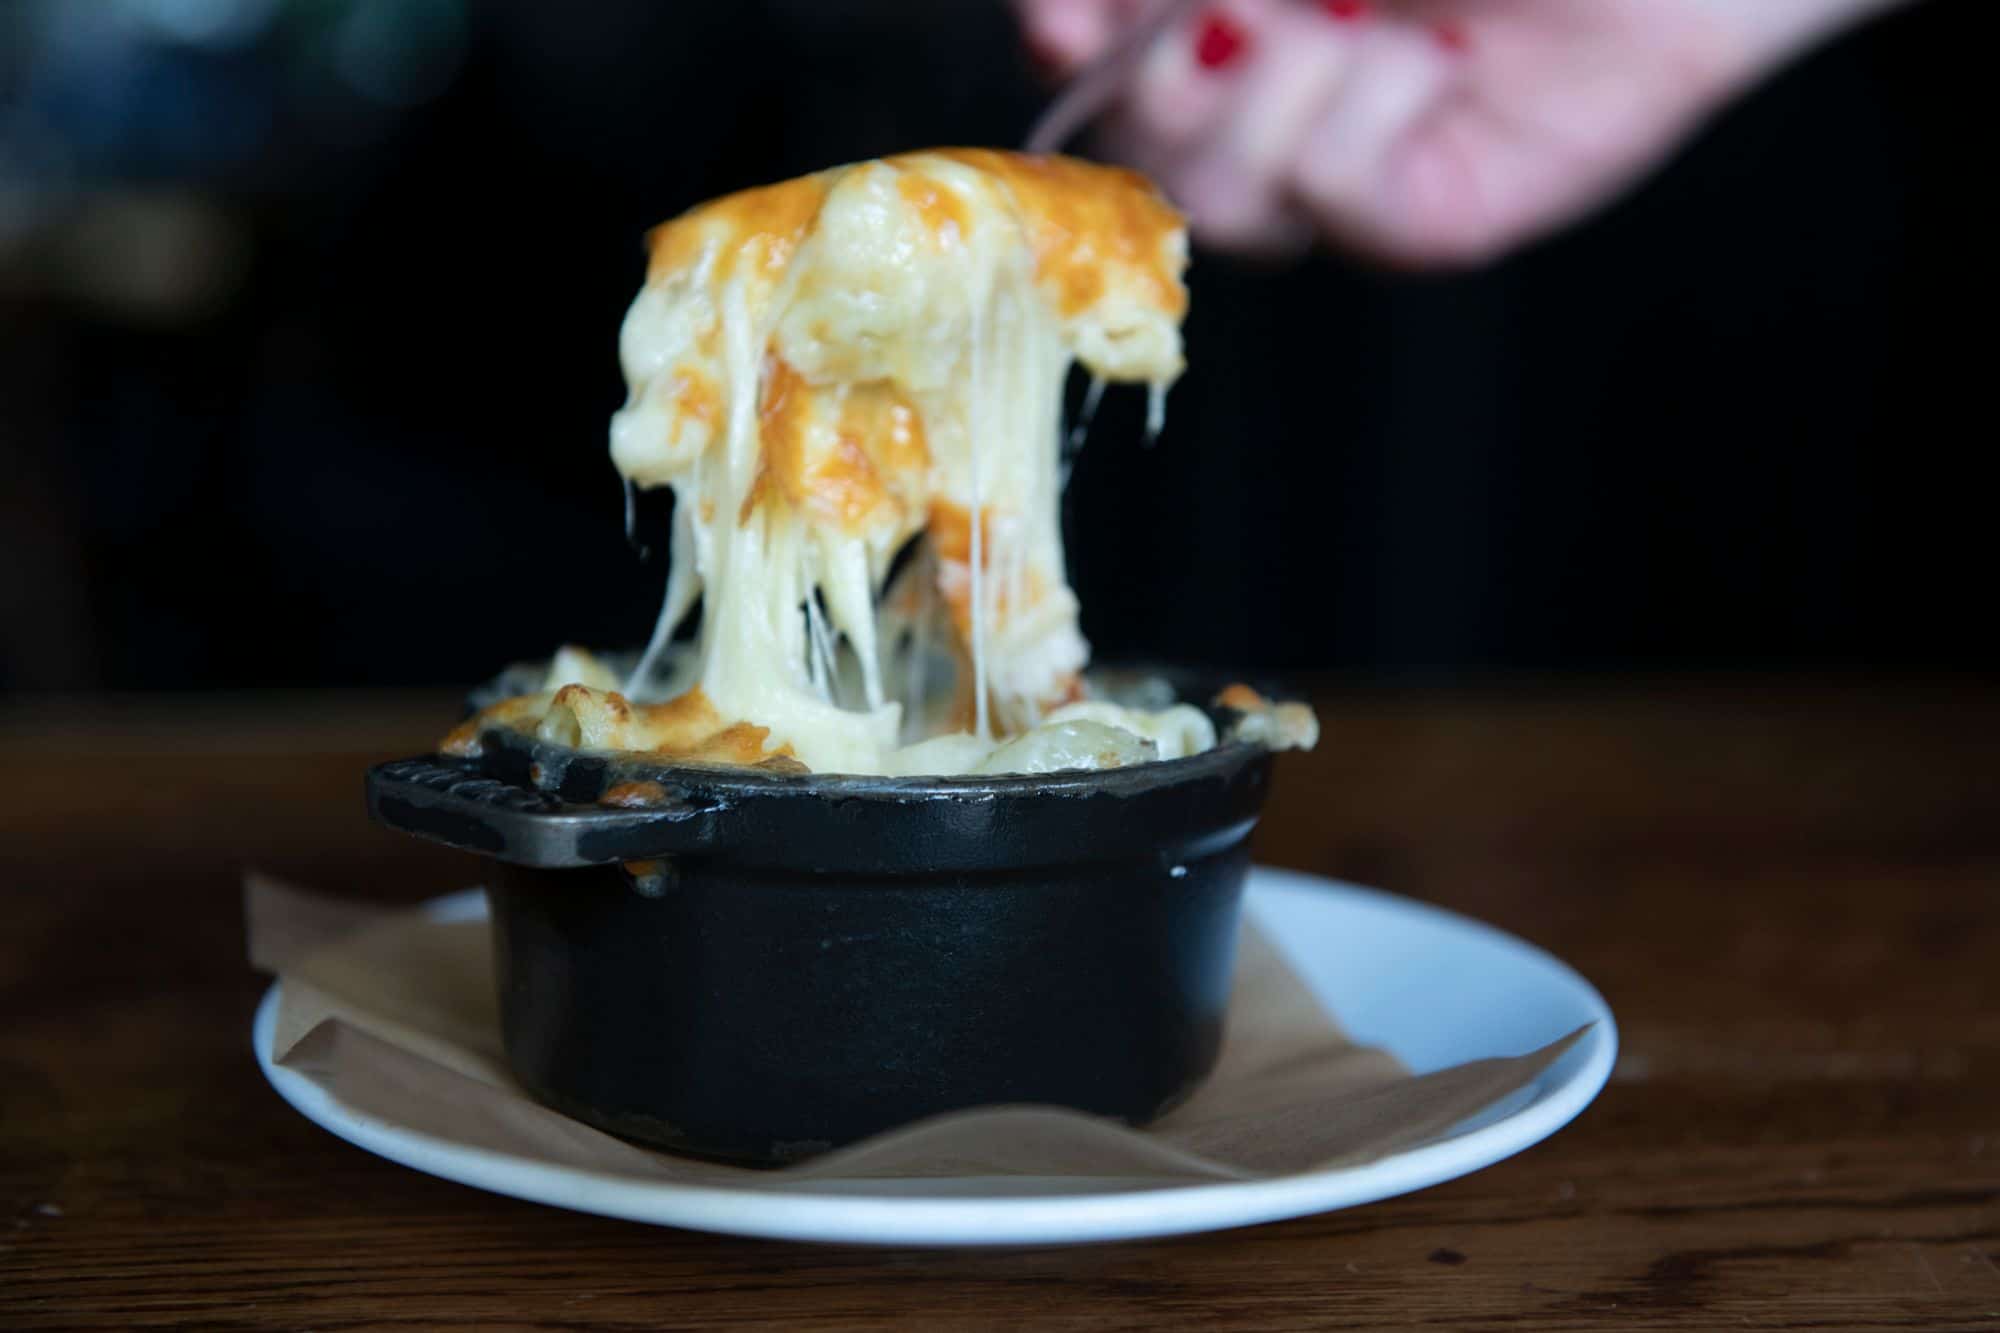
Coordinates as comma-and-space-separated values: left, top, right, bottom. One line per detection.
255, 868, 1615, 1246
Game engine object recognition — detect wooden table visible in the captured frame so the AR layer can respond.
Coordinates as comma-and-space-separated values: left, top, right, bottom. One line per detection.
4, 682, 1997, 1328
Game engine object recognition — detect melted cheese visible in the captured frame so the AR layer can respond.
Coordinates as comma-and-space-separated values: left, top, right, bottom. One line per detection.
453, 150, 1248, 776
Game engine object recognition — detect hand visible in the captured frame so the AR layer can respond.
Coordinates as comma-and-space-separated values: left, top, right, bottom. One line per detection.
1019, 0, 1906, 265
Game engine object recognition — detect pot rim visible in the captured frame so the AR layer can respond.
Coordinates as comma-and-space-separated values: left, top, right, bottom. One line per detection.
458, 657, 1299, 803
472, 722, 1272, 803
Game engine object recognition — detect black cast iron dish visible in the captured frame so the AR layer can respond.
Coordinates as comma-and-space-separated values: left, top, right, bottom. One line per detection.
365, 679, 1280, 1166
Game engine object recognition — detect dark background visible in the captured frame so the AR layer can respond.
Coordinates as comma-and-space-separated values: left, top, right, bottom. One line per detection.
1, 0, 1989, 695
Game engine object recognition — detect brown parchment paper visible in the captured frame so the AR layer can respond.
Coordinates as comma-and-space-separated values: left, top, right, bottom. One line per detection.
246, 873, 1585, 1189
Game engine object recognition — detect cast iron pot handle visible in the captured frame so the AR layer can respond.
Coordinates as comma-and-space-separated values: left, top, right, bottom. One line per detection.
365, 758, 720, 867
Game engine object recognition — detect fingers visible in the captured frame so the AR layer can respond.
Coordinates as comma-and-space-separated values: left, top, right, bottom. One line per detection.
1015, 0, 1127, 74
1027, 0, 1481, 262
1170, 1, 1363, 251
1111, 2, 1250, 153
1286, 17, 1460, 262
1085, 1, 1464, 258
1049, 0, 1765, 266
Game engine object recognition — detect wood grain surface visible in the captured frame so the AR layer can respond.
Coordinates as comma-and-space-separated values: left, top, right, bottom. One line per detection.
3, 681, 1996, 1329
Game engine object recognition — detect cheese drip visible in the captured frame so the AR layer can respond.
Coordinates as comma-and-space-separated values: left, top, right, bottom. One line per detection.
455, 150, 1222, 775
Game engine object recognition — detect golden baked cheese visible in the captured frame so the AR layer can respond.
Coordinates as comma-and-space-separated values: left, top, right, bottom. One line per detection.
450, 150, 1282, 776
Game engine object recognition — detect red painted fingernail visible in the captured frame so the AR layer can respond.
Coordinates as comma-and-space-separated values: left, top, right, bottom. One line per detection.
1431, 20, 1470, 52
1192, 11, 1250, 70
1320, 0, 1370, 21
